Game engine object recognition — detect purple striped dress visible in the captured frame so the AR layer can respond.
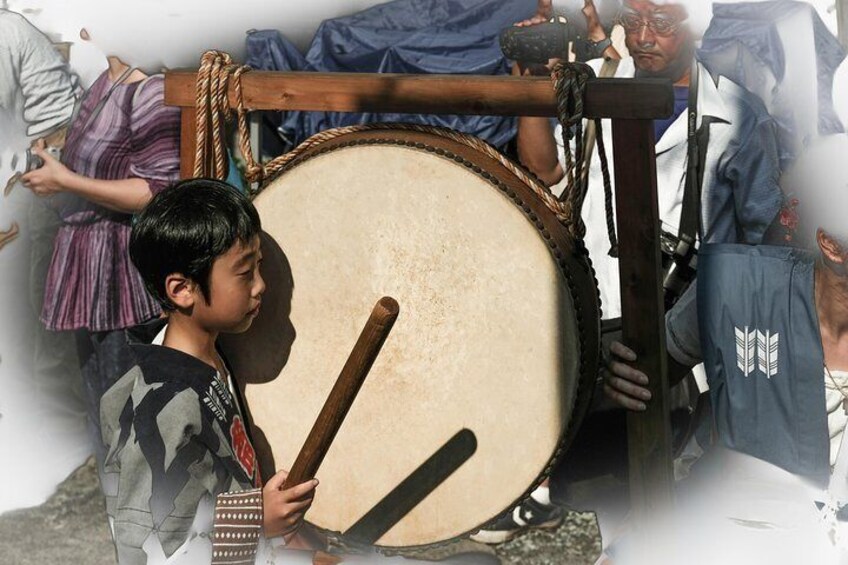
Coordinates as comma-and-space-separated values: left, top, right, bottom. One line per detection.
41, 71, 180, 332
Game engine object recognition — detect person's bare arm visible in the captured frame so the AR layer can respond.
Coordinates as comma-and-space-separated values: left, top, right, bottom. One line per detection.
513, 62, 564, 187
515, 0, 553, 27
511, 1, 561, 186
21, 143, 153, 213
583, 0, 621, 60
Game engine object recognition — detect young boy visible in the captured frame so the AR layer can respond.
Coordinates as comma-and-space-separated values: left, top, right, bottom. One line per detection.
100, 178, 317, 565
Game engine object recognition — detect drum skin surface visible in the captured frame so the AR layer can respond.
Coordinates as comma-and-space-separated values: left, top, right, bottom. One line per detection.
219, 127, 600, 549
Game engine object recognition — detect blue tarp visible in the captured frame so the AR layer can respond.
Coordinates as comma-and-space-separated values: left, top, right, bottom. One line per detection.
699, 1, 845, 167
245, 0, 536, 152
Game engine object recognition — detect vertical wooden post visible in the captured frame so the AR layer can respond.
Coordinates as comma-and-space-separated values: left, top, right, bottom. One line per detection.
180, 107, 197, 179
610, 119, 674, 517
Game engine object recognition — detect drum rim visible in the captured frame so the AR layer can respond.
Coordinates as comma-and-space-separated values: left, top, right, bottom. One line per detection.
251, 124, 602, 550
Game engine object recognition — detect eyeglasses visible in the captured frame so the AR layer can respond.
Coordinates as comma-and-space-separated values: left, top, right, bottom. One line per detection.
618, 12, 681, 37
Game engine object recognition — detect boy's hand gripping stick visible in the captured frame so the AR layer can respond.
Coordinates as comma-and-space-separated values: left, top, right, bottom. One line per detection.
283, 296, 399, 490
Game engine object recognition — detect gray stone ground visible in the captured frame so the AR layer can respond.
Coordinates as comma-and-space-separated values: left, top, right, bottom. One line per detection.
498, 512, 601, 565
0, 459, 115, 565
0, 459, 601, 565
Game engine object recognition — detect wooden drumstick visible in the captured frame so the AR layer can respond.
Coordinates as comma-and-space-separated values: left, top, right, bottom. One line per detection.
283, 296, 399, 490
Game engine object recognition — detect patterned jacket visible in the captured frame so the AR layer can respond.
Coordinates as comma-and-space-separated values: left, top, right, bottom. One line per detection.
101, 335, 264, 565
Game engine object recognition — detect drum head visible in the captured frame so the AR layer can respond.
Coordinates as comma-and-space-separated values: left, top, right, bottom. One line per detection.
220, 127, 600, 549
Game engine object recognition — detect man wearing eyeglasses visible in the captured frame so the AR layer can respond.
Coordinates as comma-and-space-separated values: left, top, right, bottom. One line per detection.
519, 0, 783, 305
475, 0, 784, 550
617, 1, 691, 76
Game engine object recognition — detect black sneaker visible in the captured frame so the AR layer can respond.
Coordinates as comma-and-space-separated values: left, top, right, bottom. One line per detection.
470, 497, 564, 544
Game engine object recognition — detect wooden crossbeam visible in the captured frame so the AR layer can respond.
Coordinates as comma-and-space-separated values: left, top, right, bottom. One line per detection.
164, 71, 672, 119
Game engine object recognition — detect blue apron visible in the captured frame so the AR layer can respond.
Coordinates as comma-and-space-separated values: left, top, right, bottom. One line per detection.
698, 244, 829, 486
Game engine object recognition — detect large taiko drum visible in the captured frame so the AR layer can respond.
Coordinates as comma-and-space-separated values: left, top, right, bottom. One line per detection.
219, 125, 600, 550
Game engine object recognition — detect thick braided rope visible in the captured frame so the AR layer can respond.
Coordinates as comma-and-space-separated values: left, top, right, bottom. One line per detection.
231, 66, 264, 183
265, 123, 573, 225
195, 51, 232, 178
254, 123, 573, 224
193, 54, 213, 177
210, 53, 229, 177
194, 51, 260, 181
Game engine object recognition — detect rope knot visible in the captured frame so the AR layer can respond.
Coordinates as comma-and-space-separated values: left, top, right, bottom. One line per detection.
194, 50, 261, 182
550, 61, 617, 252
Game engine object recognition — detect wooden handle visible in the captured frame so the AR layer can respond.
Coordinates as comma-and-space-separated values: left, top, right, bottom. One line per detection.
283, 297, 399, 489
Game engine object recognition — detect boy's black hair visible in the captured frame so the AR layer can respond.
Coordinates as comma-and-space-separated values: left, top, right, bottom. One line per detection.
130, 178, 262, 311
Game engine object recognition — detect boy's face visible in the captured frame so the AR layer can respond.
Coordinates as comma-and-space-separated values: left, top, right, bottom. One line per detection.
194, 235, 265, 334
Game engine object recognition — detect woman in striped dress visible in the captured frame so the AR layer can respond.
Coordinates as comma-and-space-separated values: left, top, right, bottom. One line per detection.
20, 46, 180, 476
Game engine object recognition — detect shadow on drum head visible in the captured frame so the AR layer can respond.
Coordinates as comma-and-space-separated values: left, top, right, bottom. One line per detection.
345, 429, 478, 545
219, 231, 296, 384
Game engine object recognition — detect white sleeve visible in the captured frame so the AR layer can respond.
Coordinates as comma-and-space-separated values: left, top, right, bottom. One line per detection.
14, 14, 79, 136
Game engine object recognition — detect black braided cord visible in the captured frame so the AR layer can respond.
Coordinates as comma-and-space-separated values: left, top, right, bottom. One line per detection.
551, 62, 618, 257
594, 117, 618, 257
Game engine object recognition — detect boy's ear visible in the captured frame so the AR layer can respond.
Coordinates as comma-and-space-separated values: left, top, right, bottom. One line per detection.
165, 273, 196, 310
